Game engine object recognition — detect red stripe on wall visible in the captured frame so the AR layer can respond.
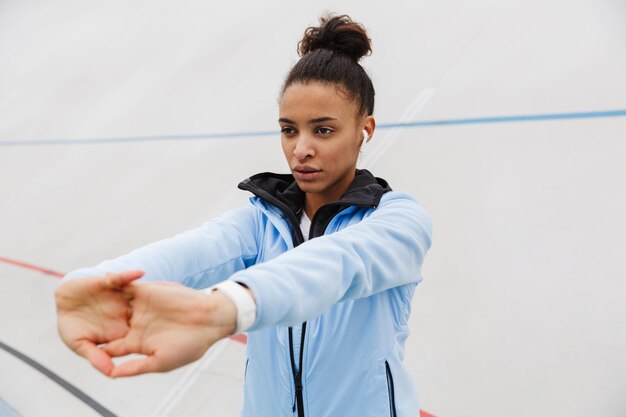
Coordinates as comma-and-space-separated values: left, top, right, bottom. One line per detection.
0, 257, 65, 277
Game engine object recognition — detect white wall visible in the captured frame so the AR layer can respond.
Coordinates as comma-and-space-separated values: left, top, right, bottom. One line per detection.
1, 1, 625, 416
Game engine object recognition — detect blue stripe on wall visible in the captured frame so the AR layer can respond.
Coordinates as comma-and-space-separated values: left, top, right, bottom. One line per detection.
1, 109, 624, 146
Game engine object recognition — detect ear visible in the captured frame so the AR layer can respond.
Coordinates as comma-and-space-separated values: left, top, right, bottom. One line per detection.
362, 115, 376, 144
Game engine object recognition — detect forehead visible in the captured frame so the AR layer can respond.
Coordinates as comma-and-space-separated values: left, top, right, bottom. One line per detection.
279, 82, 358, 121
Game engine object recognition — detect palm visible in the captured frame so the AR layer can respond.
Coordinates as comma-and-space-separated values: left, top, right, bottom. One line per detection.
58, 287, 128, 343
102, 282, 237, 377
55, 270, 144, 375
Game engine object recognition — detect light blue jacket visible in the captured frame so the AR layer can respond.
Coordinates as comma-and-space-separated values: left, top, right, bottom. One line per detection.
63, 170, 433, 417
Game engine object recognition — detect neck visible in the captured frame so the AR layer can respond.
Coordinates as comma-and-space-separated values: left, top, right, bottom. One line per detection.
303, 170, 356, 219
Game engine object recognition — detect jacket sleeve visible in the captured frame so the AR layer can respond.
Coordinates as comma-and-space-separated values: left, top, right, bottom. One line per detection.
231, 191, 433, 330
62, 206, 259, 289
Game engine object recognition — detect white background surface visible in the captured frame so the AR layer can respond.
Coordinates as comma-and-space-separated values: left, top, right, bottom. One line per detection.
1, 1, 625, 416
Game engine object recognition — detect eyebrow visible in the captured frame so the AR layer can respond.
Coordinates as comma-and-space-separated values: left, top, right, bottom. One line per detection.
278, 117, 338, 124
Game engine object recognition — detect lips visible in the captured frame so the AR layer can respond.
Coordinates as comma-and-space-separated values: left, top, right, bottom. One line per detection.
294, 165, 320, 173
294, 165, 321, 180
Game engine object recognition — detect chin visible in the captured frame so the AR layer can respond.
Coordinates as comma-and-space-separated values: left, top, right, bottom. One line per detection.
295, 179, 325, 193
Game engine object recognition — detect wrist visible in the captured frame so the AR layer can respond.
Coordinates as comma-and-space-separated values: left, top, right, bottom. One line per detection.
205, 281, 257, 334
202, 290, 238, 338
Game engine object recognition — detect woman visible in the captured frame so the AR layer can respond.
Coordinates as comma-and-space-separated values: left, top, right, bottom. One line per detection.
55, 14, 433, 417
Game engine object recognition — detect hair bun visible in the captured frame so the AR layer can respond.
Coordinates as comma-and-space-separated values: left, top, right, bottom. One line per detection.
298, 14, 372, 62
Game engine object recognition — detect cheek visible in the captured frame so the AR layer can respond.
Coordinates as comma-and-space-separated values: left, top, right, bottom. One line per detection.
281, 139, 292, 158
329, 140, 359, 166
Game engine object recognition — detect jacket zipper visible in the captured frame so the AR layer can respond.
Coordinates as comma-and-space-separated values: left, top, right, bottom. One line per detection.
288, 204, 348, 416
284, 202, 373, 416
289, 323, 307, 415
290, 214, 306, 417
385, 361, 397, 417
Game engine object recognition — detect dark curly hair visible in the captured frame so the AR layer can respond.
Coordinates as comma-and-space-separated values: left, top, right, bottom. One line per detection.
280, 13, 375, 116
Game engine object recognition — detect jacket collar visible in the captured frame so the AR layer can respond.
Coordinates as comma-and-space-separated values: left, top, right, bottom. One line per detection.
237, 169, 392, 218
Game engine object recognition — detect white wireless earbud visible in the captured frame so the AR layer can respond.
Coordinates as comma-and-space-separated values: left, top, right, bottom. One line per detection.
361, 129, 369, 151
358, 129, 369, 167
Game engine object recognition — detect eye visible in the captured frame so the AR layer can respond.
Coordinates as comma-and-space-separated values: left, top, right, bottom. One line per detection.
281, 126, 296, 135
315, 127, 334, 135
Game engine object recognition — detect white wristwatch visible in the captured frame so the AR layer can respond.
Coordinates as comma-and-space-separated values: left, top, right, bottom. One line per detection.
205, 280, 257, 334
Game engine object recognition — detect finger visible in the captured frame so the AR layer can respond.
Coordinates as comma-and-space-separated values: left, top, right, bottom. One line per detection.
104, 270, 145, 289
75, 341, 114, 377
110, 356, 161, 378
102, 338, 135, 358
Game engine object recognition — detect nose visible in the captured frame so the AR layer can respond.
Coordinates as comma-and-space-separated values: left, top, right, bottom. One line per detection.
293, 134, 315, 160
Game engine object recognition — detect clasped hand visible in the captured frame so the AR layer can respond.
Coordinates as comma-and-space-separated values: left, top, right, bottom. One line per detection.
54, 270, 238, 378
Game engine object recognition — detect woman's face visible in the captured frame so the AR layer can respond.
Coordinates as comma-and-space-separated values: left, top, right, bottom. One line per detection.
279, 81, 374, 202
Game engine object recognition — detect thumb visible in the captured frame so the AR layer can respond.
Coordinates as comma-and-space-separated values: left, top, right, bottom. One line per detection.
74, 341, 115, 377
102, 338, 136, 358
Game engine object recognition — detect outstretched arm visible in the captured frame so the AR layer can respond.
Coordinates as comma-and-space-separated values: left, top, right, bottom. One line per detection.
63, 206, 259, 289
55, 193, 430, 377
231, 192, 432, 330
56, 205, 260, 377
